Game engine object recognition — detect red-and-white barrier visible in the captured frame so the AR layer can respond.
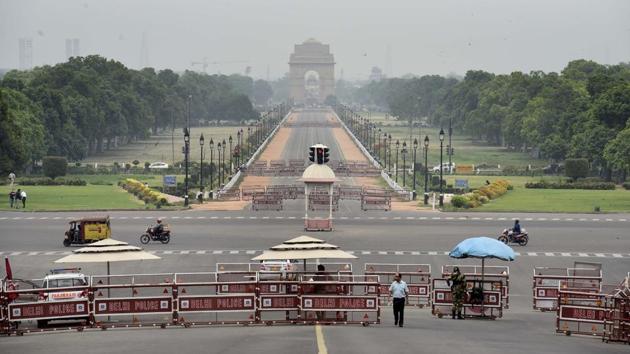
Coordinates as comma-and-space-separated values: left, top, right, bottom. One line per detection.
364, 263, 431, 307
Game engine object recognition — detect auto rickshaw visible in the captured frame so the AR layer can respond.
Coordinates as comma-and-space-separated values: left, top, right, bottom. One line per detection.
63, 216, 111, 247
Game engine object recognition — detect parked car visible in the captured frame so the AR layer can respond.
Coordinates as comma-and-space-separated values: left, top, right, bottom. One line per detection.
37, 269, 89, 328
432, 162, 456, 173
149, 161, 169, 169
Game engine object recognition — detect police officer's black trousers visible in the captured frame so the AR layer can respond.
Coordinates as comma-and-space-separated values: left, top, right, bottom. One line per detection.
393, 298, 405, 326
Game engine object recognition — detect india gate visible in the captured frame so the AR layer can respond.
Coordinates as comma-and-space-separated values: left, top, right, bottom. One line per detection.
288, 38, 335, 104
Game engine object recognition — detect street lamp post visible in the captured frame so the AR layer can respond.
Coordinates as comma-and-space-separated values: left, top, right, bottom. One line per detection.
387, 134, 392, 174
247, 126, 251, 160
222, 139, 226, 186
234, 130, 241, 168
448, 119, 453, 174
199, 133, 205, 202
424, 136, 429, 205
395, 140, 400, 183
228, 135, 233, 174
209, 139, 214, 196
413, 138, 418, 200
183, 128, 190, 207
439, 129, 445, 207
216, 142, 222, 188
378, 129, 382, 164
402, 141, 407, 187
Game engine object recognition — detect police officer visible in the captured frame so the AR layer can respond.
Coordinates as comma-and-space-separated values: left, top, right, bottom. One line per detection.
447, 267, 466, 319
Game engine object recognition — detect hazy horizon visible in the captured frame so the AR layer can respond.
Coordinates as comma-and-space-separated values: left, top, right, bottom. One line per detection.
1, 0, 629, 80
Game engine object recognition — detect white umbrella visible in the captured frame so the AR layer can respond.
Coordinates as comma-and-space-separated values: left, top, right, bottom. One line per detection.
252, 235, 356, 270
55, 238, 160, 278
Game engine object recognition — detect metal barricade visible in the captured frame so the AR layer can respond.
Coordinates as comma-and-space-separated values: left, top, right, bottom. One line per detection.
432, 278, 503, 319
241, 185, 265, 201
363, 263, 431, 307
174, 273, 257, 326
533, 266, 602, 311
299, 275, 380, 324
443, 265, 509, 309
252, 193, 283, 211
556, 286, 608, 337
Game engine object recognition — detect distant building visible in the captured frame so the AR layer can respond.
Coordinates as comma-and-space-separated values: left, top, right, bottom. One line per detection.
65, 38, 80, 60
18, 38, 33, 70
369, 66, 383, 82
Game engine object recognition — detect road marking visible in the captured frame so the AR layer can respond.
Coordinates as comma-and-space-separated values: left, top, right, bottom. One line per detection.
565, 218, 573, 221
246, 250, 256, 255
163, 251, 173, 255
431, 217, 441, 220
594, 253, 605, 257
484, 217, 493, 220
524, 218, 533, 221
612, 253, 623, 258
537, 218, 547, 221
229, 250, 239, 254
428, 251, 437, 256
578, 253, 589, 257
315, 325, 328, 354
378, 251, 387, 255
527, 252, 537, 256
445, 217, 454, 220
180, 251, 190, 255
551, 218, 560, 221
561, 252, 571, 257
471, 217, 480, 220
458, 217, 467, 220
0, 217, 7, 220
497, 217, 506, 221
411, 251, 420, 255
249, 217, 257, 219
361, 251, 371, 255
196, 250, 206, 255
339, 217, 348, 220
394, 251, 404, 255
288, 216, 296, 219
620, 219, 627, 222
198, 216, 207, 219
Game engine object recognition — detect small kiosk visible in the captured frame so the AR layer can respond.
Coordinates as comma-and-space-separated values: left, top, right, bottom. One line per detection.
300, 144, 337, 231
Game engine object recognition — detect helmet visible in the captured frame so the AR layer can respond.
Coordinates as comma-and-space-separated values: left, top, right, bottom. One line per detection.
515, 219, 520, 223
453, 266, 460, 273
157, 218, 162, 223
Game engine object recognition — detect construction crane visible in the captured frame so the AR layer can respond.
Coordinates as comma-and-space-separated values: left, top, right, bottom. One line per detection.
191, 57, 250, 74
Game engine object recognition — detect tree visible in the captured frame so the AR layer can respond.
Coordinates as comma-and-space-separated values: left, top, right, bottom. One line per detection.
565, 158, 589, 180
603, 127, 630, 179
43, 156, 67, 179
0, 88, 45, 175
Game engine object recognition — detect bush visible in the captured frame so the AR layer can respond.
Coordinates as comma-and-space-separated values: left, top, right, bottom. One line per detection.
450, 195, 468, 208
450, 180, 512, 209
120, 178, 169, 207
525, 181, 615, 190
565, 158, 589, 180
623, 182, 630, 190
43, 156, 67, 179
16, 177, 86, 186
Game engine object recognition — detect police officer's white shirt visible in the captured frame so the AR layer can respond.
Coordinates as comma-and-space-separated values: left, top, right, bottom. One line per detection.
389, 280, 409, 298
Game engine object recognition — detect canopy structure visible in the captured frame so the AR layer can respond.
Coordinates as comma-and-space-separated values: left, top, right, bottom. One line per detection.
55, 238, 160, 264
55, 238, 160, 289
251, 235, 357, 263
449, 237, 515, 317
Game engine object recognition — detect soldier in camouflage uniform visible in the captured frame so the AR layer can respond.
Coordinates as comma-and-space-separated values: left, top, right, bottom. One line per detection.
447, 266, 466, 319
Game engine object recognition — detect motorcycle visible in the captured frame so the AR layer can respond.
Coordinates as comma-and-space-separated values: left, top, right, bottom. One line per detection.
498, 228, 528, 246
140, 225, 171, 244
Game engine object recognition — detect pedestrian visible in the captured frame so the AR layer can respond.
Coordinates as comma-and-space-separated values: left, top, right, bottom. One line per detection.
447, 266, 467, 319
314, 264, 330, 320
389, 272, 408, 327
9, 190, 16, 208
15, 189, 22, 209
20, 189, 27, 208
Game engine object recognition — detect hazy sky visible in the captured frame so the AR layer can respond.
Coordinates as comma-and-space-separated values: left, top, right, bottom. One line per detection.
1, 0, 629, 80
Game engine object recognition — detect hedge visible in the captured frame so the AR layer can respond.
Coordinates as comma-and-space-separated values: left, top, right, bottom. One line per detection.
623, 182, 630, 190
525, 181, 615, 190
449, 180, 512, 209
120, 178, 169, 207
16, 177, 87, 186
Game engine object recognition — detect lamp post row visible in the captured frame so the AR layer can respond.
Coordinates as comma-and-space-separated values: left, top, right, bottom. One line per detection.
336, 104, 449, 208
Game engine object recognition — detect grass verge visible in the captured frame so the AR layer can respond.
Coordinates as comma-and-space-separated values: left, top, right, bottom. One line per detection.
1, 185, 146, 211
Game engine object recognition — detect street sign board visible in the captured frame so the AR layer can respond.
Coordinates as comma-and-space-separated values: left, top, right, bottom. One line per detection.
163, 175, 176, 187
455, 179, 469, 189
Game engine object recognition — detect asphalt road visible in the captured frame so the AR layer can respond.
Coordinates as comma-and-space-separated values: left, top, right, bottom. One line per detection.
1, 208, 629, 353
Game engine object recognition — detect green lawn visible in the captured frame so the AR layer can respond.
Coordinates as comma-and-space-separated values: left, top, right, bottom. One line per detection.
79, 125, 249, 166
476, 188, 630, 213
1, 185, 145, 211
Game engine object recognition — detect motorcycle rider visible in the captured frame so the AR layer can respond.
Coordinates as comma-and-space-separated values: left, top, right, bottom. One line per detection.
512, 219, 521, 235
153, 218, 164, 236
